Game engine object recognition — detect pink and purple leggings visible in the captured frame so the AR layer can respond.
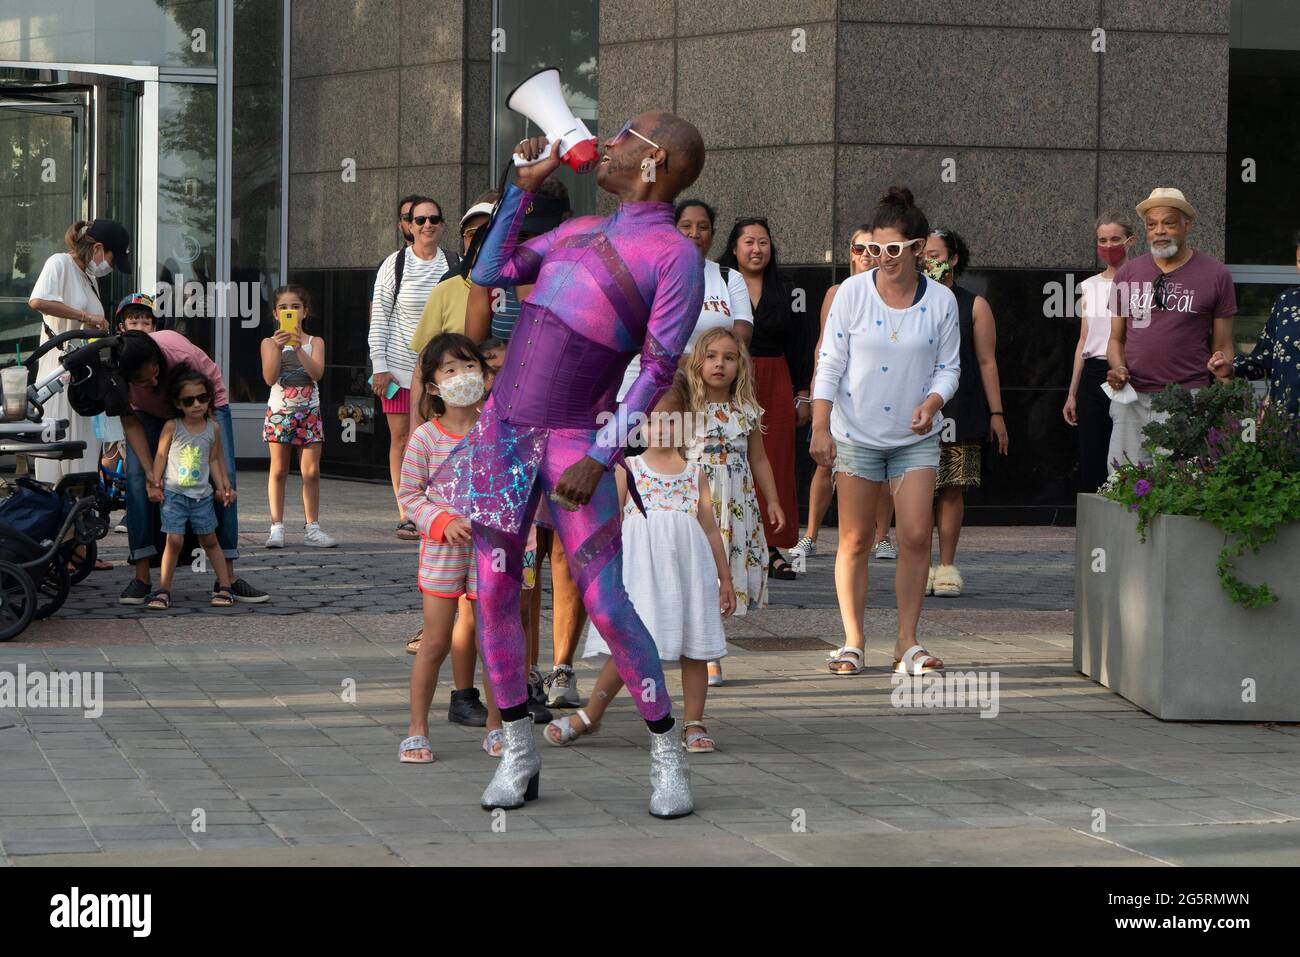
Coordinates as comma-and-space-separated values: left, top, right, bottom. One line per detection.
472, 430, 670, 722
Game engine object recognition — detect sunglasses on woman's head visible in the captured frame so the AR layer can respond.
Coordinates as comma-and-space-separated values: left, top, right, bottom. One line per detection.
412, 214, 443, 226
179, 393, 211, 407
865, 238, 924, 259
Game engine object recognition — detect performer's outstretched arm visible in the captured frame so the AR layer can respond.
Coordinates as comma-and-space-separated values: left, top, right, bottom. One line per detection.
588, 247, 704, 466
470, 184, 556, 288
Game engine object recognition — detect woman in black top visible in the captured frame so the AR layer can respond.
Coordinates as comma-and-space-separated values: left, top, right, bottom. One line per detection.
921, 229, 1008, 597
718, 218, 809, 578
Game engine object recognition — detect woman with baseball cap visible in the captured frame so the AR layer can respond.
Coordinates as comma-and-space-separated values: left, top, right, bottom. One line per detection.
27, 218, 132, 484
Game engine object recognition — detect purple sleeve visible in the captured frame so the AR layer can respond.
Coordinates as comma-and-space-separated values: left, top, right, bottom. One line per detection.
469, 184, 555, 288
588, 244, 704, 465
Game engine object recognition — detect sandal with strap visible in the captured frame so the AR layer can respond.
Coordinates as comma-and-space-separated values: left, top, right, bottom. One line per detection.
681, 720, 716, 753
399, 734, 435, 764
145, 590, 171, 611
405, 628, 423, 655
483, 728, 504, 757
768, 549, 797, 581
210, 587, 235, 608
544, 708, 599, 747
826, 645, 865, 676
395, 520, 420, 541
894, 644, 944, 676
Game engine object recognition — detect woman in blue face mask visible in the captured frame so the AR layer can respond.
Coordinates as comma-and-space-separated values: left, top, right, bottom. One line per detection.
26, 219, 133, 488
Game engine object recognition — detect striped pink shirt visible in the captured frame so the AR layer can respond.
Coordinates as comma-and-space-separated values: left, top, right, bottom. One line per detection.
400, 418, 476, 597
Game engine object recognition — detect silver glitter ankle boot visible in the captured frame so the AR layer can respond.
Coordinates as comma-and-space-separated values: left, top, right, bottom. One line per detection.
648, 724, 694, 819
480, 715, 540, 811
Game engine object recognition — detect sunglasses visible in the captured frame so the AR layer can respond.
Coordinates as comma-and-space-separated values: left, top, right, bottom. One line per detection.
850, 243, 878, 256
864, 239, 924, 259
178, 393, 211, 407
412, 214, 443, 226
609, 119, 662, 152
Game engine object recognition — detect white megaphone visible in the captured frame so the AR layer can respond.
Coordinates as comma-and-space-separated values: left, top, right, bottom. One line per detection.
506, 67, 599, 174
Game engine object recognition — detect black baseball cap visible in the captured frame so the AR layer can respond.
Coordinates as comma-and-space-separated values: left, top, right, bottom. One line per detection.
520, 195, 570, 236
85, 219, 133, 274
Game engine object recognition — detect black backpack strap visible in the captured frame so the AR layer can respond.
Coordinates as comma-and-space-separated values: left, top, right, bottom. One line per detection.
439, 248, 462, 283
392, 246, 406, 300
718, 264, 731, 284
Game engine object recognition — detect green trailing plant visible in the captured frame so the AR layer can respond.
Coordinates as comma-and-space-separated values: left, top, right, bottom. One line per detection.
1102, 380, 1300, 608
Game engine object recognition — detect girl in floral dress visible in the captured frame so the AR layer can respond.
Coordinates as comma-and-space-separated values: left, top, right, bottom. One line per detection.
261, 285, 336, 548
681, 327, 787, 685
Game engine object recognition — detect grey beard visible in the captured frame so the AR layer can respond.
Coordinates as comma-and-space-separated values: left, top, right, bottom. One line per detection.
1151, 240, 1179, 259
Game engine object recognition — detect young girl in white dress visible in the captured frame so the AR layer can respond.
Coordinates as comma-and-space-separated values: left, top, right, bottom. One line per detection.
545, 383, 736, 753
681, 327, 786, 686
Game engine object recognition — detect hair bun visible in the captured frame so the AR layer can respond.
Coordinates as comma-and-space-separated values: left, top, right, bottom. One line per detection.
879, 186, 915, 210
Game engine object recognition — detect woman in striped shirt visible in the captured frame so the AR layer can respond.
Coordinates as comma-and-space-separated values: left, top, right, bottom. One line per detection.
370, 196, 451, 540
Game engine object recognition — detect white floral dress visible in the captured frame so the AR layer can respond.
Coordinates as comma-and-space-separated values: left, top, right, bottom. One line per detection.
582, 457, 726, 662
684, 401, 768, 614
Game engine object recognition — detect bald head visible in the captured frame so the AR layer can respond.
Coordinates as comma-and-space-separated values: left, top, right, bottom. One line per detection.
643, 111, 705, 196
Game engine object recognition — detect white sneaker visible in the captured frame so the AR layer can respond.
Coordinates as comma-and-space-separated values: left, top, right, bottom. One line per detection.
788, 535, 817, 559
544, 664, 581, 708
873, 538, 898, 561
265, 523, 285, 548
303, 523, 337, 548
113, 522, 127, 534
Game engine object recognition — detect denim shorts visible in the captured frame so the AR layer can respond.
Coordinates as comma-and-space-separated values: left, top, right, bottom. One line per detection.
833, 433, 941, 482
161, 489, 218, 536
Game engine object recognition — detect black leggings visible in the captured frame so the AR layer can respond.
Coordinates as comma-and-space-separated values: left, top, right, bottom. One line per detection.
1076, 357, 1113, 493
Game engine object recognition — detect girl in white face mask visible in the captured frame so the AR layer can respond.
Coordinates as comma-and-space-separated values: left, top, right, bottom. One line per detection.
396, 333, 501, 763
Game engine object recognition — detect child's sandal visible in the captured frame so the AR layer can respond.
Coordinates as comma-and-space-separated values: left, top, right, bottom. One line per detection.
145, 590, 171, 611
483, 729, 504, 757
681, 720, 715, 753
544, 709, 598, 747
211, 587, 235, 607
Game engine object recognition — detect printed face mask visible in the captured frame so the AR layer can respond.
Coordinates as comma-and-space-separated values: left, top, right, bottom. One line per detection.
922, 258, 952, 282
1097, 243, 1127, 267
438, 370, 485, 407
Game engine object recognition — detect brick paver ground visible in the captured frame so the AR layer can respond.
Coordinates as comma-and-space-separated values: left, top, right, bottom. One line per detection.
2, 472, 1297, 866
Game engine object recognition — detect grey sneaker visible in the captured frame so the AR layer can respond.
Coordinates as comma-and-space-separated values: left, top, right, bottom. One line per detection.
119, 578, 152, 605
873, 538, 898, 561
544, 664, 581, 708
214, 578, 271, 603
265, 523, 285, 548
303, 523, 337, 548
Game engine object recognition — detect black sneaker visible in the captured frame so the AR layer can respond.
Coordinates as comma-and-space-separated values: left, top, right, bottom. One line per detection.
214, 578, 271, 603
527, 698, 553, 725
527, 667, 547, 706
448, 688, 489, 727
119, 578, 152, 605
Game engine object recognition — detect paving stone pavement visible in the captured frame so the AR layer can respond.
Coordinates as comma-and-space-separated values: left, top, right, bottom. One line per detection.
2, 473, 1298, 866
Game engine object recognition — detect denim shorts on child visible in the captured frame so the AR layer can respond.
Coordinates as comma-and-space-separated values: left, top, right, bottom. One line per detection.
160, 489, 218, 536
832, 433, 941, 482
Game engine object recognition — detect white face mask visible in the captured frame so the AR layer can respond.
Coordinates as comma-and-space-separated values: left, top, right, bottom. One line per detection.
437, 370, 484, 408
87, 253, 113, 278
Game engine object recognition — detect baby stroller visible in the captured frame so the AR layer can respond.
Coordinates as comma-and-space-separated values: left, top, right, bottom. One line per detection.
0, 331, 128, 639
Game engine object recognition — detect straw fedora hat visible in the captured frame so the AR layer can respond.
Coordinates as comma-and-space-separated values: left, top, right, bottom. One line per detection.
1136, 187, 1197, 220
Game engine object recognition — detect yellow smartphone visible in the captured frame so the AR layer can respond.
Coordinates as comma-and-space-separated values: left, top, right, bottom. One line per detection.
278, 309, 300, 343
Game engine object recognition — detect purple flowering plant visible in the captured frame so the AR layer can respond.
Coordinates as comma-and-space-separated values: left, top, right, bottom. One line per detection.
1102, 380, 1300, 608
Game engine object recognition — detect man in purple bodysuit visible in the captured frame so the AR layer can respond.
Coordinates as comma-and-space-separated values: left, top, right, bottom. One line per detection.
431, 111, 707, 817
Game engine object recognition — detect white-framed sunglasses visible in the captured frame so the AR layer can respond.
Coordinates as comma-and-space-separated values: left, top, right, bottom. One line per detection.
609, 119, 661, 151
865, 238, 924, 259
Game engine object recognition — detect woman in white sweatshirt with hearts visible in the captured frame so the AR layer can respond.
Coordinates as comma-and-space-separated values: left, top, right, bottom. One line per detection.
811, 186, 960, 679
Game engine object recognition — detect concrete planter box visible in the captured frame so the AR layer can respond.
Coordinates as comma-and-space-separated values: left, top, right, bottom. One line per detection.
1074, 493, 1300, 722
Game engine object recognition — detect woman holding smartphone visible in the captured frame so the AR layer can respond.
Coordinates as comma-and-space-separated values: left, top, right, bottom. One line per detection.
261, 284, 337, 548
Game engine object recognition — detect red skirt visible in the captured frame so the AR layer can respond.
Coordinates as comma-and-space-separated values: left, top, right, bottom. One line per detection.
753, 356, 799, 549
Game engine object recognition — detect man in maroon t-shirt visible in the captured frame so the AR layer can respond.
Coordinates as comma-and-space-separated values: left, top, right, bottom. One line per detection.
1105, 188, 1236, 471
